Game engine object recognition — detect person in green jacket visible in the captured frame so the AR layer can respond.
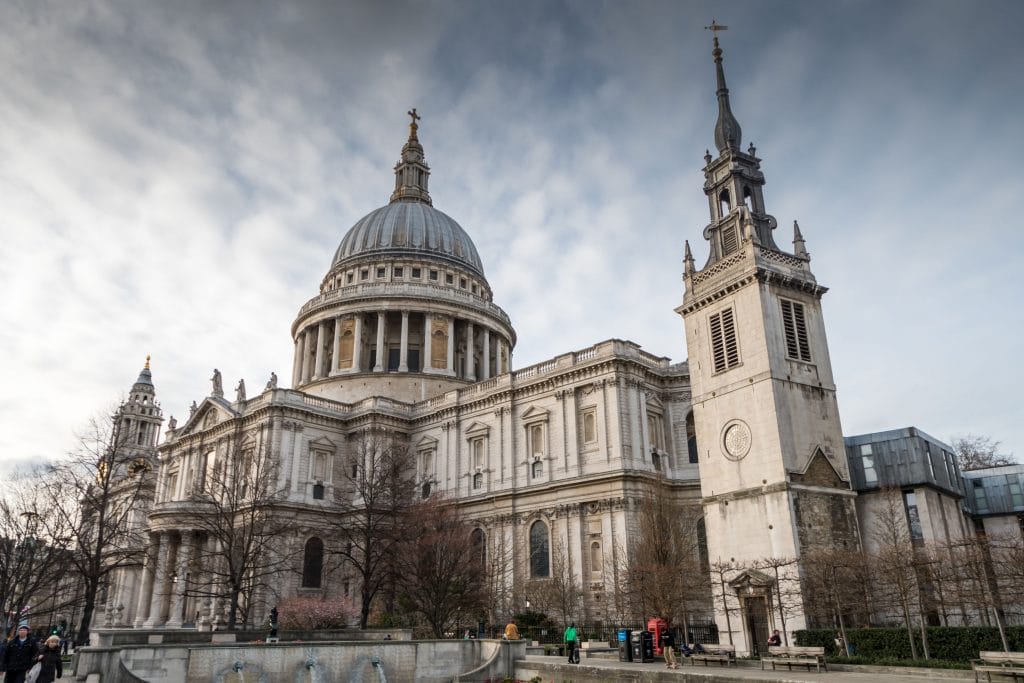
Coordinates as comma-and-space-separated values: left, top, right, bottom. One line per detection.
563, 622, 579, 664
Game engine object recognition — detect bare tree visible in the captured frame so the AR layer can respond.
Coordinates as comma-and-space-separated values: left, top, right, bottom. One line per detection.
526, 537, 583, 628
0, 474, 74, 635
39, 410, 155, 645
801, 546, 874, 654
395, 496, 485, 637
708, 559, 742, 646
870, 487, 926, 659
325, 431, 416, 629
951, 434, 1015, 471
945, 534, 1012, 651
480, 528, 516, 628
752, 556, 801, 646
625, 475, 706, 625
186, 431, 293, 630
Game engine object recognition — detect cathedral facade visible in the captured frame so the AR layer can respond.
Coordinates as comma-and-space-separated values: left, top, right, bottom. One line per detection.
96, 37, 1006, 654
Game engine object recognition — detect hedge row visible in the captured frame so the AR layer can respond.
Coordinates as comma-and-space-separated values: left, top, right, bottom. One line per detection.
795, 626, 1024, 662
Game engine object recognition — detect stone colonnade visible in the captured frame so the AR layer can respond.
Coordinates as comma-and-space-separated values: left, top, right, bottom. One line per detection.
293, 310, 510, 384
131, 530, 270, 630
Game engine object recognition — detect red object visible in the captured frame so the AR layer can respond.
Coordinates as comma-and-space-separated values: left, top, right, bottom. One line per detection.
647, 617, 668, 656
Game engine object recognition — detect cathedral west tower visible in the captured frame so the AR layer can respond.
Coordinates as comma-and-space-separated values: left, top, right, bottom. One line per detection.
678, 31, 860, 653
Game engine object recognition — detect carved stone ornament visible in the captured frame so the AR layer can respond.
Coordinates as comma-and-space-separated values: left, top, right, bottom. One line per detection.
721, 419, 752, 461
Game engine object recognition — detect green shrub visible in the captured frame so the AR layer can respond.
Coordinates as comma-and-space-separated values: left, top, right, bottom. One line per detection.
795, 626, 1024, 663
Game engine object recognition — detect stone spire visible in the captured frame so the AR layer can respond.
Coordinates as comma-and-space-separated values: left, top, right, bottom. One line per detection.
793, 220, 809, 259
390, 108, 432, 205
712, 35, 742, 154
684, 240, 695, 277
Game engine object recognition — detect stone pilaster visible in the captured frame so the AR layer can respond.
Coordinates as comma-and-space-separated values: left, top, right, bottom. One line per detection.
374, 311, 386, 372
313, 321, 326, 379
352, 314, 363, 372
143, 532, 172, 628
332, 317, 342, 374
165, 533, 194, 628
466, 322, 475, 381
399, 310, 410, 372
447, 317, 455, 374
133, 533, 160, 628
482, 328, 491, 380
423, 312, 433, 373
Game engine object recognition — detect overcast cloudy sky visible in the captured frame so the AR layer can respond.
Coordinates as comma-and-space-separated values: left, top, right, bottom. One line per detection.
1, 0, 1022, 472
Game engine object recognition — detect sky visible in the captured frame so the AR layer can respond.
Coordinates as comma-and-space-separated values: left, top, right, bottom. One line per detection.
1, 0, 1022, 472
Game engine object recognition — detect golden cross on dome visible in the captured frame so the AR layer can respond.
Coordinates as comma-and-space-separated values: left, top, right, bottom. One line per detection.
408, 108, 420, 125
145, 354, 151, 369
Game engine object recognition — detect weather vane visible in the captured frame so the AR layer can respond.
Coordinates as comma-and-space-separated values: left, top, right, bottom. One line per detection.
705, 20, 729, 35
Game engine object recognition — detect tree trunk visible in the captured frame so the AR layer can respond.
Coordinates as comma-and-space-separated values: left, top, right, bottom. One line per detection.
900, 598, 918, 660
77, 588, 97, 646
228, 585, 241, 630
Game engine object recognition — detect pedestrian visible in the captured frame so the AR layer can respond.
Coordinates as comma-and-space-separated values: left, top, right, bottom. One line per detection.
767, 629, 782, 647
2, 624, 40, 683
660, 626, 678, 669
36, 635, 63, 682
563, 622, 579, 664
503, 618, 520, 641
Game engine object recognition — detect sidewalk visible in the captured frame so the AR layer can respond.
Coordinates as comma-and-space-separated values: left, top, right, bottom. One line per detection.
517, 655, 974, 682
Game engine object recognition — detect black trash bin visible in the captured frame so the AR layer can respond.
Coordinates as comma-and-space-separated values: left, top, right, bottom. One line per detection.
630, 630, 655, 662
617, 629, 632, 662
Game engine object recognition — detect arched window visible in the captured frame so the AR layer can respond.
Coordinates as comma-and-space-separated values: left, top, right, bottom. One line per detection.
743, 186, 754, 211
529, 520, 550, 578
302, 537, 324, 588
696, 518, 709, 570
471, 528, 486, 567
590, 541, 601, 574
719, 189, 732, 217
422, 481, 432, 499
473, 472, 483, 490
531, 460, 543, 479
686, 411, 699, 464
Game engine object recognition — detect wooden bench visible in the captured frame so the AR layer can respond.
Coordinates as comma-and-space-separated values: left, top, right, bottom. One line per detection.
761, 645, 827, 673
689, 644, 736, 666
971, 651, 1024, 682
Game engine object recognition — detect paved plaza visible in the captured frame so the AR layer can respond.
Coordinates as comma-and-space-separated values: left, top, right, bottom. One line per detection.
519, 655, 974, 682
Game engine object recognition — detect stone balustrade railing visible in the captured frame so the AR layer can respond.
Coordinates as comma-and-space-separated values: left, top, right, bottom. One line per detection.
412, 339, 672, 414
296, 281, 514, 326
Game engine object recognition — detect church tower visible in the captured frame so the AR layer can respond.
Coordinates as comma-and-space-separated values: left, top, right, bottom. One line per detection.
678, 31, 859, 652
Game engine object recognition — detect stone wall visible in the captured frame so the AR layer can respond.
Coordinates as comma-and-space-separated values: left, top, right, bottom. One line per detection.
73, 638, 523, 683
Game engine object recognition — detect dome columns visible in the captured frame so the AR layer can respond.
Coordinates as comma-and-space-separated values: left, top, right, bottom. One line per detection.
291, 309, 513, 387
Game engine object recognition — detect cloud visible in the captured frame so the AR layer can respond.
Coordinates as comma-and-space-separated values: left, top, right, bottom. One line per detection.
1, 0, 1022, 467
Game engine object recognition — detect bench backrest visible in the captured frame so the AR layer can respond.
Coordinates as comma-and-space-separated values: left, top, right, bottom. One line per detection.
703, 644, 735, 653
978, 651, 1024, 665
768, 646, 825, 656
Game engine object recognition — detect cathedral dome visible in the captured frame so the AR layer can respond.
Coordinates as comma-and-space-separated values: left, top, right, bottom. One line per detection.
331, 200, 484, 277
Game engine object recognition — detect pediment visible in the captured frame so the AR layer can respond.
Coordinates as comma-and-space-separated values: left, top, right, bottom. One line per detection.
791, 447, 848, 488
309, 435, 337, 452
177, 398, 238, 436
465, 421, 491, 438
416, 435, 439, 450
729, 568, 774, 590
520, 405, 549, 423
